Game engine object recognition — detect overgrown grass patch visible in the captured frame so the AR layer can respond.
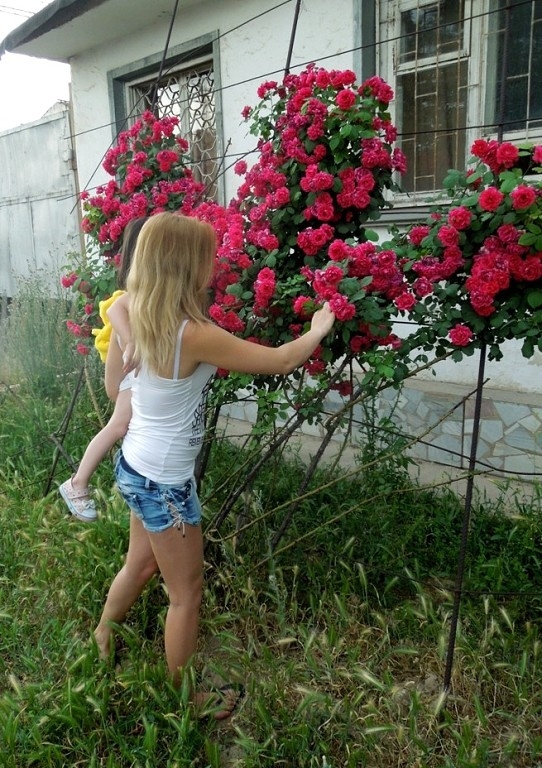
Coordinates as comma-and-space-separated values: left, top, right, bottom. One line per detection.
1, 285, 542, 765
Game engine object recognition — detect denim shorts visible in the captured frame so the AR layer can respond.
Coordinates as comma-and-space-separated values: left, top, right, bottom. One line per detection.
114, 450, 202, 534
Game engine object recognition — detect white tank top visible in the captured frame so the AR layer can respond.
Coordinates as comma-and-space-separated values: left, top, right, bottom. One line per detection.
122, 320, 216, 484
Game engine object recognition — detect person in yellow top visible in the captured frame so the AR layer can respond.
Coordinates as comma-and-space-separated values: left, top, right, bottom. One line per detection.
59, 217, 148, 521
92, 289, 127, 363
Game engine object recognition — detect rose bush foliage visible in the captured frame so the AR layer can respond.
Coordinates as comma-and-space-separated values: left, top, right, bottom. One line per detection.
208, 65, 413, 392
62, 110, 207, 353
63, 65, 542, 399
390, 140, 542, 362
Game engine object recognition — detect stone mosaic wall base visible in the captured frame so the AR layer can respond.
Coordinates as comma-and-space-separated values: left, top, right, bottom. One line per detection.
220, 379, 542, 484
375, 380, 542, 481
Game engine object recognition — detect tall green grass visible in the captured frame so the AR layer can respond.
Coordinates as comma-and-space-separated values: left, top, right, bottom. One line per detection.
0, 271, 82, 398
1, 278, 542, 766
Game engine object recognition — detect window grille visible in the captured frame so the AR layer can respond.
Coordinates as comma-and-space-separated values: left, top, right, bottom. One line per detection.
129, 60, 218, 199
394, 0, 469, 194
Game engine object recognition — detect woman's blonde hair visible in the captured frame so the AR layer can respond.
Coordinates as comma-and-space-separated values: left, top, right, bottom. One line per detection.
127, 212, 216, 373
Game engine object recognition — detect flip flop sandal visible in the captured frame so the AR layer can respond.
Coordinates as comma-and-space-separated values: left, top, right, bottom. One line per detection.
59, 478, 97, 522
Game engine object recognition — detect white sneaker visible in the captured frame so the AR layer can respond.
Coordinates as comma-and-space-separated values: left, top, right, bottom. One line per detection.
58, 478, 98, 522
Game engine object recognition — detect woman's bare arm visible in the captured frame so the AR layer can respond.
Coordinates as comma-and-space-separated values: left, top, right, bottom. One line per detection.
184, 303, 335, 376
107, 292, 135, 372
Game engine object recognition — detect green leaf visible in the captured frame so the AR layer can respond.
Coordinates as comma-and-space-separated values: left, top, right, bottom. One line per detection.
522, 338, 535, 358
500, 176, 519, 193
527, 290, 542, 309
519, 232, 538, 246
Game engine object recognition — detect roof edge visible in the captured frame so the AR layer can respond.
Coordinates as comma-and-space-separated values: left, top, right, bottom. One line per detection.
0, 0, 109, 60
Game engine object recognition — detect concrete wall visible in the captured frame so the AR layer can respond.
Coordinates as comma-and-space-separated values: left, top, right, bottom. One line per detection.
0, 102, 81, 298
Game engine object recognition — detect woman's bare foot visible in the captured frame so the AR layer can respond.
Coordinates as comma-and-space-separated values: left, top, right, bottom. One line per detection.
93, 626, 113, 661
194, 684, 245, 721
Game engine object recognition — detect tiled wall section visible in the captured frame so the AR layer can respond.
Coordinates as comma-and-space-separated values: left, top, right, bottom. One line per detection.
220, 380, 542, 482
374, 381, 542, 480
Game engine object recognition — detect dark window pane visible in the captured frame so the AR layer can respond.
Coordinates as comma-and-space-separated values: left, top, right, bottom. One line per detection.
490, 0, 540, 129
398, 61, 467, 193
400, 1, 464, 63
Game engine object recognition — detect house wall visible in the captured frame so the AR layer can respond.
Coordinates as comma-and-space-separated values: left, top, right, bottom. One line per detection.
68, 0, 354, 204
0, 103, 82, 298
62, 0, 541, 482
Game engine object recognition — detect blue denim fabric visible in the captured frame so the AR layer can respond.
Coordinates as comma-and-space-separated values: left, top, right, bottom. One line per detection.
114, 450, 202, 533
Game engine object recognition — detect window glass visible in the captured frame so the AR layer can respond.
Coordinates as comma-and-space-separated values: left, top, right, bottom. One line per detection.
488, 0, 542, 131
399, 61, 467, 191
396, 1, 467, 193
400, 1, 464, 62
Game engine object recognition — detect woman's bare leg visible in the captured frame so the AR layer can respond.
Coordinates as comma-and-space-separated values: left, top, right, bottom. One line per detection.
94, 511, 158, 658
148, 524, 241, 719
147, 524, 204, 686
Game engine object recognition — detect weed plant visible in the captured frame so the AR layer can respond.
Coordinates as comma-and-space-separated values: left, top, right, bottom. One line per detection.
0, 271, 81, 399
1, 292, 542, 765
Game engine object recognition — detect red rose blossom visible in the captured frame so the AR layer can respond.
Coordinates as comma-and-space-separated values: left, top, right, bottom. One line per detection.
448, 324, 474, 347
479, 187, 504, 211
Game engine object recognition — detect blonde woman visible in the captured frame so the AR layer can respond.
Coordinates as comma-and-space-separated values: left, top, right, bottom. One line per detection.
94, 212, 335, 719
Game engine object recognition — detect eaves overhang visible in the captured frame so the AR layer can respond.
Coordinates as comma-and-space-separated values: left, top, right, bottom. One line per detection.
0, 0, 197, 63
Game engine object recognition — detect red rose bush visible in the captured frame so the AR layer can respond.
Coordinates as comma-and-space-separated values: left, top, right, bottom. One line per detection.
391, 140, 542, 362
62, 110, 206, 352
208, 65, 413, 398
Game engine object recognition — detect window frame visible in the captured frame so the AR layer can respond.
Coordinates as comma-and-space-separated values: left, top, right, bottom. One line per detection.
107, 31, 225, 204
373, 0, 541, 214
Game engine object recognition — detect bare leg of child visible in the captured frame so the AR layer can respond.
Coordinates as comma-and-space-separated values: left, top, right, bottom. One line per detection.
59, 388, 132, 521
73, 388, 132, 490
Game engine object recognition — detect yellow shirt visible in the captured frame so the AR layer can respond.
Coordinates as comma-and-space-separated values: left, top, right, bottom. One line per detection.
92, 290, 126, 362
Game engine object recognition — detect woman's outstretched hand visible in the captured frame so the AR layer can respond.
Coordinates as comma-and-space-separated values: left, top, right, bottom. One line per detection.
310, 302, 336, 339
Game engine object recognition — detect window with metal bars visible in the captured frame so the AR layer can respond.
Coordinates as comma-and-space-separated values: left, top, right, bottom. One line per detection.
378, 0, 542, 198
128, 59, 218, 200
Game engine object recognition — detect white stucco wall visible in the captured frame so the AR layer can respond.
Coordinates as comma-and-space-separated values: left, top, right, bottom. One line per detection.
416, 341, 542, 395
69, 0, 354, 203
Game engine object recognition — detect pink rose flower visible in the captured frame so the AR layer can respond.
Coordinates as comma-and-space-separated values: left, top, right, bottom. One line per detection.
336, 89, 356, 110
408, 225, 430, 246
495, 142, 519, 169
293, 296, 313, 319
394, 292, 417, 311
510, 184, 536, 210
328, 239, 350, 262
448, 324, 474, 347
328, 293, 356, 321
437, 225, 460, 247
61, 272, 78, 289
479, 187, 504, 211
448, 207, 472, 230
